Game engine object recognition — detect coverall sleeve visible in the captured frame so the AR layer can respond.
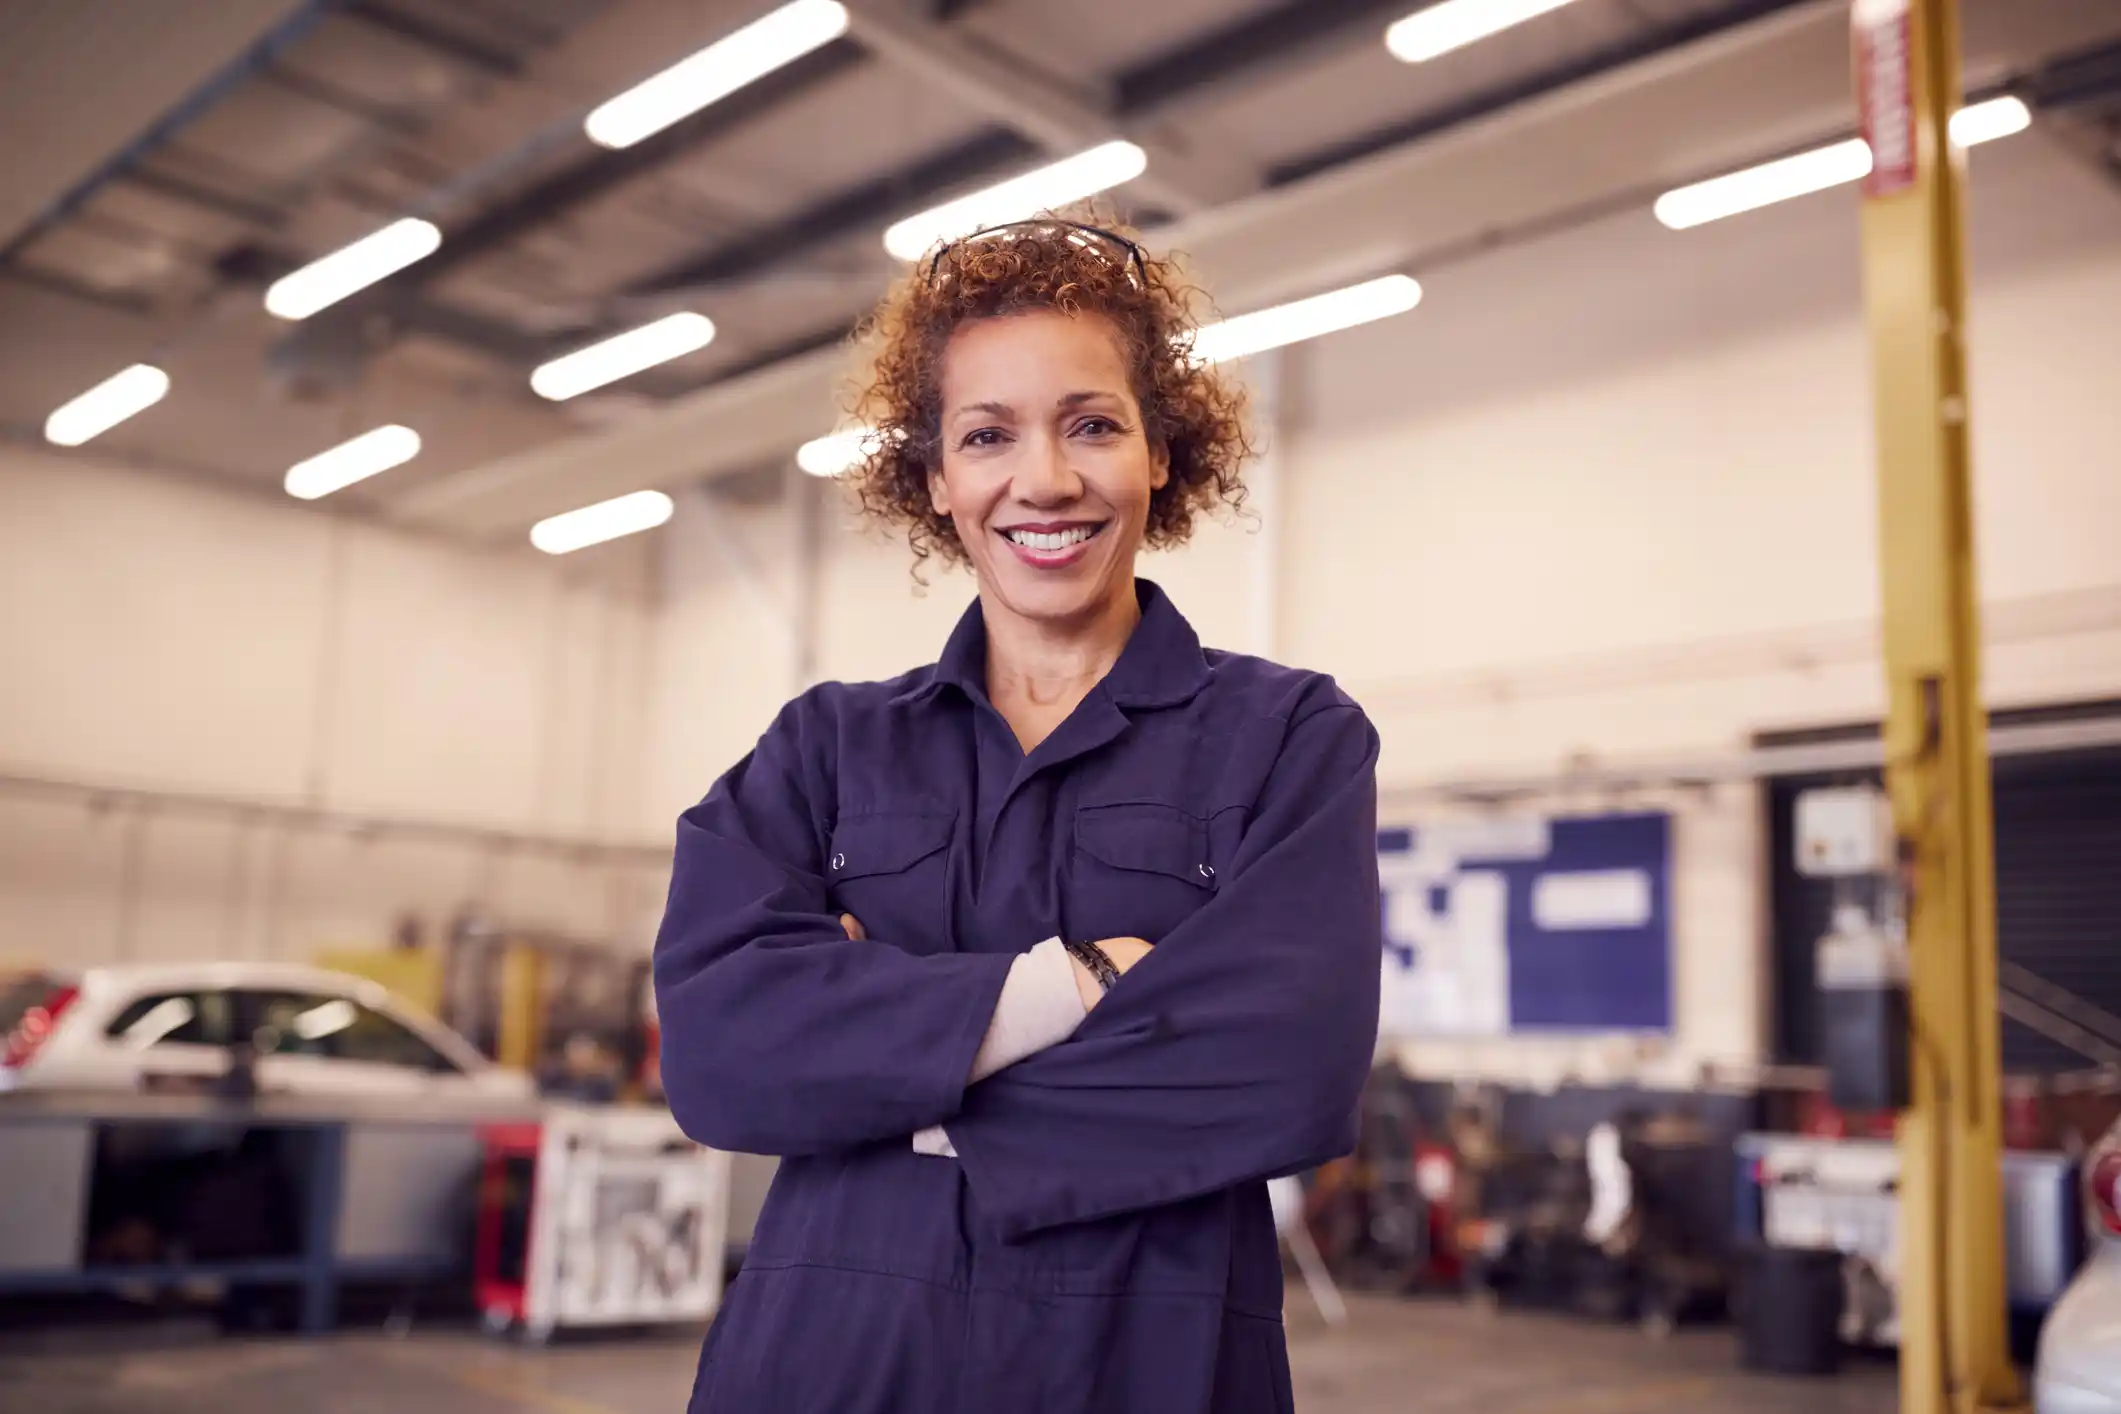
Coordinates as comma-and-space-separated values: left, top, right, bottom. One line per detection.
945, 701, 1383, 1239
651, 694, 1014, 1157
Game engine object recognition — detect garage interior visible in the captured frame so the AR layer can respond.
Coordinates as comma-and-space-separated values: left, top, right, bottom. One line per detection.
3, 0, 2121, 1411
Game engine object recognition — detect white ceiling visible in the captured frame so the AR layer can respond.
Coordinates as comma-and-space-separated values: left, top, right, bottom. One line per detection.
0, 0, 308, 247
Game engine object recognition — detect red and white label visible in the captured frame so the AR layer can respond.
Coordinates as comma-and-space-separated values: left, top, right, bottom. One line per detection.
1854, 0, 1917, 197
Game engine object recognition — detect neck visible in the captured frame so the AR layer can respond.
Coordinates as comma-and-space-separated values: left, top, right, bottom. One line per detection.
982, 580, 1141, 712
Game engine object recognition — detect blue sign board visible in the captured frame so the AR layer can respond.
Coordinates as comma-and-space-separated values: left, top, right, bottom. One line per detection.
1377, 811, 1672, 1036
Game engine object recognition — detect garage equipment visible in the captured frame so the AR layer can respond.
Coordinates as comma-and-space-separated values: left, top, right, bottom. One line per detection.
0, 1092, 506, 1332
1733, 1132, 2080, 1349
1853, 0, 2016, 1408
1738, 1244, 1844, 1376
473, 1105, 729, 1343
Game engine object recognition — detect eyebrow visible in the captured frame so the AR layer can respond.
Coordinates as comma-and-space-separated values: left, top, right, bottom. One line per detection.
947, 391, 1125, 421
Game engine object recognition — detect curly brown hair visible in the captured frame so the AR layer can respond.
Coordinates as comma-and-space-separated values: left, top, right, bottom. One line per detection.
843, 216, 1251, 572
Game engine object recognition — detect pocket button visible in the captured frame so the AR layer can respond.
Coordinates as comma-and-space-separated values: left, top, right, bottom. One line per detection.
1198, 863, 1215, 881
830, 852, 846, 871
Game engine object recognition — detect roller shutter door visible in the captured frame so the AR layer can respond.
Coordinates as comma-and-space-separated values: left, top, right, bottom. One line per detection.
1767, 728, 2121, 1074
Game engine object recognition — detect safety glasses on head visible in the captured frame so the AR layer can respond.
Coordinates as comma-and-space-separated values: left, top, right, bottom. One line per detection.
923, 220, 1148, 289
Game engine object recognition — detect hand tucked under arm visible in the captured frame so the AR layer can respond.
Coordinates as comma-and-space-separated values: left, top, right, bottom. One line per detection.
910, 933, 1152, 1157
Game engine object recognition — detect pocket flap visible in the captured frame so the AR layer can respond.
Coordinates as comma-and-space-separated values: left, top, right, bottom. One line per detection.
1074, 803, 1216, 891
828, 813, 952, 882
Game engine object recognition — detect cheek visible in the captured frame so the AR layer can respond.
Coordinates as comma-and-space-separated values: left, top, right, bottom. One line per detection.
935, 459, 1003, 529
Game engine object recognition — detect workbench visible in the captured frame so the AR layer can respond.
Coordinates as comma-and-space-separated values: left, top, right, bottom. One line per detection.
0, 1091, 541, 1332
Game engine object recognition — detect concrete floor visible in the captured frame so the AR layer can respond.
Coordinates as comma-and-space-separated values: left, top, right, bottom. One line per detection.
0, 1296, 1898, 1413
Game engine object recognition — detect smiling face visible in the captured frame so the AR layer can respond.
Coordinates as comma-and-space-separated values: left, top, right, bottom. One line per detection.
928, 310, 1169, 632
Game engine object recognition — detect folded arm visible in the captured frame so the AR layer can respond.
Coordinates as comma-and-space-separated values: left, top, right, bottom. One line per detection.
651, 695, 1016, 1157
944, 701, 1383, 1239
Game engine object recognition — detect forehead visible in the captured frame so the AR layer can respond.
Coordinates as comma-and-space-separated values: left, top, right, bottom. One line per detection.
939, 311, 1135, 408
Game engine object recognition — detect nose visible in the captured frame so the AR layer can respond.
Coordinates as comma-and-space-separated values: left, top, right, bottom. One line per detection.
1011, 428, 1082, 507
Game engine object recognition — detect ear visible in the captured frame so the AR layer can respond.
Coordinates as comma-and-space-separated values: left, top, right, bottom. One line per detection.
1148, 435, 1171, 492
926, 459, 952, 518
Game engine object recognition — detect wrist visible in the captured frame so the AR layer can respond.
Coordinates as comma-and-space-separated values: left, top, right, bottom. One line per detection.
1068, 955, 1104, 1011
1063, 937, 1121, 993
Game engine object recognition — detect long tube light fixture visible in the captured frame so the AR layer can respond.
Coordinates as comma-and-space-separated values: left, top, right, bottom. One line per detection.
882, 141, 1149, 262
531, 490, 676, 554
1385, 0, 1584, 63
585, 0, 850, 149
1654, 95, 2033, 230
44, 364, 170, 446
265, 217, 442, 319
1190, 274, 1424, 365
530, 312, 716, 401
284, 425, 422, 500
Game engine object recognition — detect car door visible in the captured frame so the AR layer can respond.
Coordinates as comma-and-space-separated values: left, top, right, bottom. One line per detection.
100, 988, 240, 1094
246, 989, 463, 1100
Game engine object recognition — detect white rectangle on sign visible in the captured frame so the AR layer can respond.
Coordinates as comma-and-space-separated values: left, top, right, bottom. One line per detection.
1430, 816, 1551, 863
1532, 869, 1653, 931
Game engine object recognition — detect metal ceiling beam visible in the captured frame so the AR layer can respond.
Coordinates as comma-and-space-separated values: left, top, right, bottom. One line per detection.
264, 0, 1426, 365
620, 0, 1438, 307
629, 126, 1037, 295
272, 36, 872, 370
341, 0, 524, 76
840, 2, 1254, 211
415, 39, 869, 288
1270, 0, 1817, 185
1113, 0, 1416, 119
0, 0, 343, 265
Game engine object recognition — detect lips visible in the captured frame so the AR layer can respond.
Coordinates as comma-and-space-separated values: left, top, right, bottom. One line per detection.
995, 520, 1107, 569
999, 524, 1102, 551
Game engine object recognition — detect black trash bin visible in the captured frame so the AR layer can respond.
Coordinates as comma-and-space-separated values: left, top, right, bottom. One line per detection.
1737, 1244, 1843, 1376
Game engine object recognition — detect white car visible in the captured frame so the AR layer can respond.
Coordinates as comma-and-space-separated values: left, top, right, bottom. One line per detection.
2037, 1127, 2121, 1413
0, 962, 534, 1103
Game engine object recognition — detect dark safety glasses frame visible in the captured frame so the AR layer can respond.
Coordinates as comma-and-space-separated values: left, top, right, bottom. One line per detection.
922, 220, 1148, 287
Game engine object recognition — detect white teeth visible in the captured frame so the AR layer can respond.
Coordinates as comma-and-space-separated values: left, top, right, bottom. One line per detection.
1005, 526, 1097, 551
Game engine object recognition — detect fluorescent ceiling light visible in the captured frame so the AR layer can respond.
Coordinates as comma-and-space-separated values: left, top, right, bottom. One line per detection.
284, 424, 422, 500
531, 490, 676, 554
1655, 96, 2034, 230
586, 0, 849, 149
265, 217, 441, 320
44, 363, 170, 446
797, 426, 884, 477
1385, 0, 1582, 63
1190, 275, 1424, 365
882, 141, 1148, 262
1652, 139, 1873, 230
1949, 94, 2032, 146
531, 312, 716, 401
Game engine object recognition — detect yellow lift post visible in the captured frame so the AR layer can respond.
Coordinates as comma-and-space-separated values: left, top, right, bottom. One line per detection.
1851, 0, 2017, 1411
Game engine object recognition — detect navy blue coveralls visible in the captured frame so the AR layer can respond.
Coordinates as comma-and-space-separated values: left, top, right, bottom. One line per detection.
654, 581, 1382, 1413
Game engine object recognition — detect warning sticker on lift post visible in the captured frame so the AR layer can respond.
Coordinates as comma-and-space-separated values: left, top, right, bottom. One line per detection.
1854, 0, 1917, 197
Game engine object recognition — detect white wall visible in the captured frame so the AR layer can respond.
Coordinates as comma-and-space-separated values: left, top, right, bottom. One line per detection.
641, 129, 2121, 1088
0, 446, 667, 971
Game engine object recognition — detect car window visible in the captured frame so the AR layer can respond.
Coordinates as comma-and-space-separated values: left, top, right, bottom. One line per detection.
104, 990, 235, 1048
247, 990, 459, 1074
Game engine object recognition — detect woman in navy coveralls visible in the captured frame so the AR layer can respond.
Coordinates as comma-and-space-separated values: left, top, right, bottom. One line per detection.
654, 217, 1382, 1413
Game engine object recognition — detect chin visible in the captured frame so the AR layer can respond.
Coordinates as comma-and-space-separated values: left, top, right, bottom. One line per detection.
982, 560, 1124, 625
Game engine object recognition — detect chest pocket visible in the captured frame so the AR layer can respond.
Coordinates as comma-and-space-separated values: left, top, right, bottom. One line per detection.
826, 811, 955, 954
1067, 802, 1217, 946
